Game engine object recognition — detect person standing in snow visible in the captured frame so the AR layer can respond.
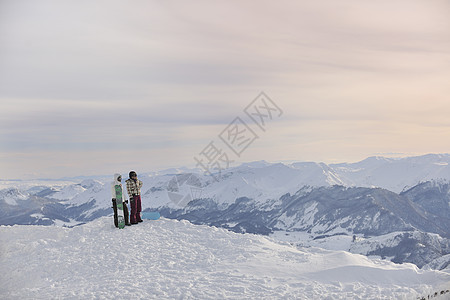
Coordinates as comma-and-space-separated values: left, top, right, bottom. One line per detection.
126, 171, 143, 224
111, 173, 130, 227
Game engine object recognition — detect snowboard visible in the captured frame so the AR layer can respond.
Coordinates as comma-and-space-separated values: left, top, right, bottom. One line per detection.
141, 211, 161, 220
114, 185, 126, 229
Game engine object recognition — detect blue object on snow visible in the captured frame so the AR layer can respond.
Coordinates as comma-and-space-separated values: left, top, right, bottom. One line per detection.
142, 211, 161, 220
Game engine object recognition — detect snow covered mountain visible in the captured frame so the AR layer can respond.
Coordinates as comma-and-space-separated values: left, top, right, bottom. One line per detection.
331, 154, 450, 193
1, 154, 449, 270
1, 217, 449, 299
0, 179, 111, 227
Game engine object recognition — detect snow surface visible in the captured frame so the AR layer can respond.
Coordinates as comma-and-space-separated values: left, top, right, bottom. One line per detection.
1, 217, 449, 299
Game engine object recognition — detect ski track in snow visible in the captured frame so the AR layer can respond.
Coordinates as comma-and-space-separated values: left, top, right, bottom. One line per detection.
1, 217, 449, 299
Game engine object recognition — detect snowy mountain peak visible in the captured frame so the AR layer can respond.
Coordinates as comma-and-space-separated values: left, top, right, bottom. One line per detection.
359, 155, 393, 165
80, 179, 103, 189
235, 160, 271, 169
0, 187, 29, 205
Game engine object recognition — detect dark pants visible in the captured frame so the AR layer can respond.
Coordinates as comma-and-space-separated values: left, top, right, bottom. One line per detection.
130, 195, 142, 224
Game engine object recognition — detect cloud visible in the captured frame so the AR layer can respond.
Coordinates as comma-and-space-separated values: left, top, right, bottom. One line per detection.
0, 0, 449, 179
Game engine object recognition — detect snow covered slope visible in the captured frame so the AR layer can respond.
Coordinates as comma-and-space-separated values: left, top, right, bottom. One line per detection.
1, 217, 449, 299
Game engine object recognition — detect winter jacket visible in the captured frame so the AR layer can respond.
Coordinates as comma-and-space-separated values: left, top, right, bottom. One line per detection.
126, 178, 143, 198
111, 173, 127, 202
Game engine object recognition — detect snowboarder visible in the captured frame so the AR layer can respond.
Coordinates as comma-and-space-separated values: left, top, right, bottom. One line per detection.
111, 173, 130, 227
126, 171, 143, 224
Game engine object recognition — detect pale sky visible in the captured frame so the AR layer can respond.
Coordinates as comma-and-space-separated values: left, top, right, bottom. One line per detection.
1, 0, 449, 180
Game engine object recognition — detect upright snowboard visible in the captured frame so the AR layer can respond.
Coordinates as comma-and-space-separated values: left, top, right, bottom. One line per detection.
141, 211, 161, 220
113, 185, 126, 229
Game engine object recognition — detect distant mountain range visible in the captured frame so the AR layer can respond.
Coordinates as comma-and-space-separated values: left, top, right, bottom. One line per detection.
1, 153, 449, 270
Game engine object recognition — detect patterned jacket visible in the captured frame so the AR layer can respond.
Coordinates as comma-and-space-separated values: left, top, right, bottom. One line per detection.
126, 178, 143, 198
